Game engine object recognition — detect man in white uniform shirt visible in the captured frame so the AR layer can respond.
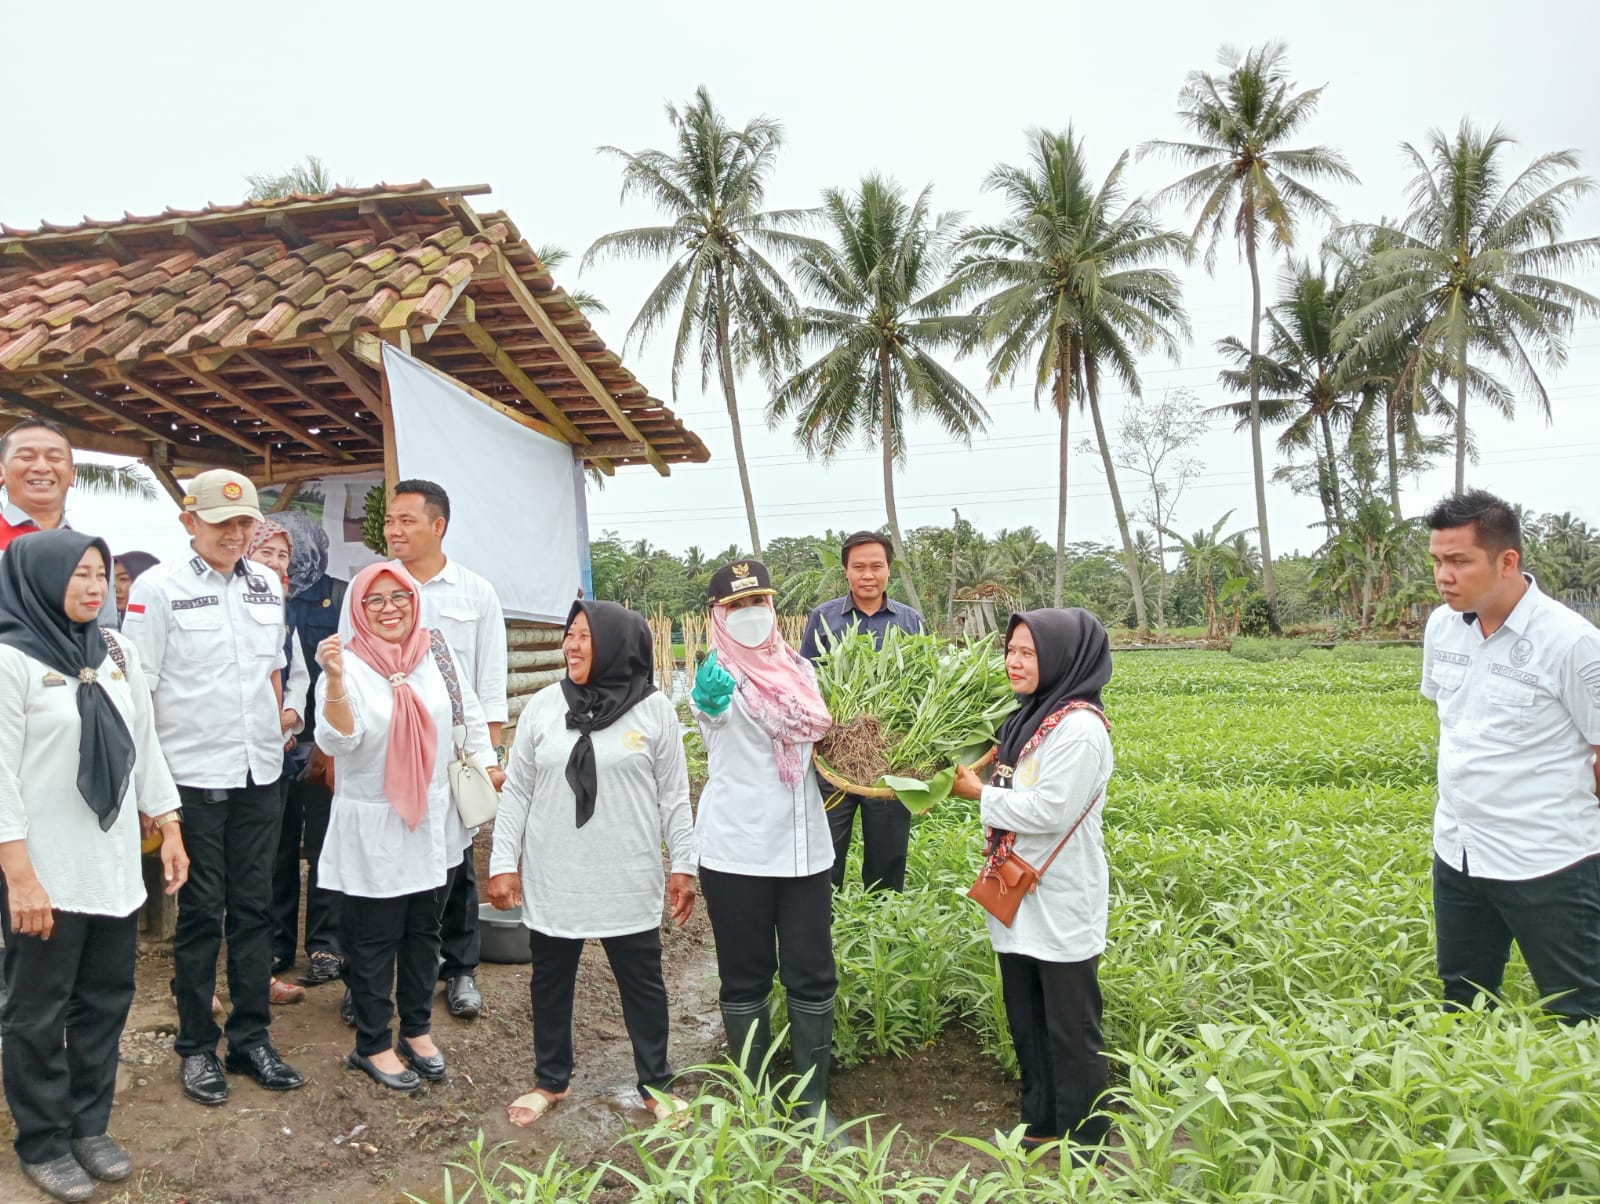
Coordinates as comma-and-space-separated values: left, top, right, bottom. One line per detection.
1421, 490, 1600, 1022
341, 479, 507, 1020
0, 418, 119, 626
123, 470, 307, 1105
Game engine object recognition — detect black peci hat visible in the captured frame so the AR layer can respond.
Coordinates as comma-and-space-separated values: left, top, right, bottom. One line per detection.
707, 559, 776, 606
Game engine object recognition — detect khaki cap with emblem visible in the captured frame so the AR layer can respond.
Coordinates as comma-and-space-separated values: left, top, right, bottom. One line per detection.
183, 469, 263, 523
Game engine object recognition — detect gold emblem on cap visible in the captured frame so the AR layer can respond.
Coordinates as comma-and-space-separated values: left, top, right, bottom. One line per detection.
182, 495, 197, 507
731, 562, 751, 578
221, 482, 244, 501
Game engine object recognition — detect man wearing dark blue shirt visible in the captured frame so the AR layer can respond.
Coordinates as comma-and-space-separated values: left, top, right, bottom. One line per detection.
799, 531, 925, 892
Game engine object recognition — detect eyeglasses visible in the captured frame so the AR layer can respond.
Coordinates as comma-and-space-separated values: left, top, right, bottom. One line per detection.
361, 590, 415, 612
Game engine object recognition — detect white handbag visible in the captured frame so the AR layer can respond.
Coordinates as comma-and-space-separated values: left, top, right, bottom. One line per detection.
429, 631, 500, 828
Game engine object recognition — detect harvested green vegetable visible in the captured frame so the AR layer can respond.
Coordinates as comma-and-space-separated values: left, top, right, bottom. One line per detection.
813, 627, 1015, 811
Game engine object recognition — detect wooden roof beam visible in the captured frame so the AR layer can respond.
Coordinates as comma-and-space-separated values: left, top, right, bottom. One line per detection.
45, 375, 184, 448
180, 363, 354, 461
115, 371, 266, 460
358, 200, 395, 240
489, 248, 669, 476
310, 338, 383, 411
0, 388, 149, 458
234, 352, 384, 448
172, 220, 218, 256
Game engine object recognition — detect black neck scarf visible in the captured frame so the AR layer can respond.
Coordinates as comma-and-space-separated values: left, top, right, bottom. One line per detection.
0, 530, 136, 830
994, 607, 1113, 773
559, 600, 657, 828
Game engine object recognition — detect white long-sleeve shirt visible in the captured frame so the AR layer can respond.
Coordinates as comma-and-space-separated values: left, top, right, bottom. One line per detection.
491, 686, 693, 939
693, 693, 834, 878
313, 645, 494, 898
979, 708, 1114, 962
340, 557, 508, 724
0, 633, 180, 916
122, 552, 287, 788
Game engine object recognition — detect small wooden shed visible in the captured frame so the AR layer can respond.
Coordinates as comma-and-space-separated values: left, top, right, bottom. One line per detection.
0, 182, 709, 929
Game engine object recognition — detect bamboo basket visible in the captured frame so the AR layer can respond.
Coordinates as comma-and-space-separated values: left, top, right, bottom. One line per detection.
815, 747, 997, 805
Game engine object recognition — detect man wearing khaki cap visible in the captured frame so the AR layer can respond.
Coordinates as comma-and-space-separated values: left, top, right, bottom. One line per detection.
123, 469, 307, 1105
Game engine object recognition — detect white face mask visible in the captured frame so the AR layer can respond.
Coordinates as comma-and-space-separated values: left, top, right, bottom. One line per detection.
725, 604, 776, 648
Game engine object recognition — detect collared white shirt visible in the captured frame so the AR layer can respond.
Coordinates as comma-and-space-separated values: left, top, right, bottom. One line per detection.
1423, 576, 1600, 880
122, 552, 288, 788
341, 557, 508, 724
1, 500, 120, 627
979, 709, 1114, 962
491, 686, 693, 939
693, 693, 833, 878
0, 632, 180, 916
313, 651, 493, 898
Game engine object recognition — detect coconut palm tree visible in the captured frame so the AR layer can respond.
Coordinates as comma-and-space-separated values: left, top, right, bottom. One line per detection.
954, 128, 1189, 620
1164, 510, 1255, 638
769, 176, 988, 613
1213, 258, 1366, 535
1336, 121, 1600, 493
585, 87, 817, 555
1142, 41, 1358, 632
244, 155, 349, 201
533, 245, 607, 315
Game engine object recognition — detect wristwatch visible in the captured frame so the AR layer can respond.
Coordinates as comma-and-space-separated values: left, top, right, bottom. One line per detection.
494, 744, 507, 767
153, 809, 183, 829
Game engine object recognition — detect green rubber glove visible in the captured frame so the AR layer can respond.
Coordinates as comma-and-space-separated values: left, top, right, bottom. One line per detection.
692, 650, 737, 715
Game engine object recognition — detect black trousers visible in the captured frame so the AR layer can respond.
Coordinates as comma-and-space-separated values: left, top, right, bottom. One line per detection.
1434, 852, 1600, 1021
173, 780, 282, 1057
339, 889, 443, 1057
823, 780, 911, 892
270, 771, 340, 965
0, 898, 138, 1165
527, 926, 672, 1096
700, 866, 837, 1005
438, 848, 480, 979
997, 952, 1110, 1146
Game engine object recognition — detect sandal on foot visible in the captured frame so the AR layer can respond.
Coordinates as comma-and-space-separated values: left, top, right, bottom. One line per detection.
507, 1087, 567, 1126
644, 1092, 692, 1129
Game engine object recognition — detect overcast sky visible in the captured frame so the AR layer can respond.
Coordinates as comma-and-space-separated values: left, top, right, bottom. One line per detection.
7, 0, 1599, 568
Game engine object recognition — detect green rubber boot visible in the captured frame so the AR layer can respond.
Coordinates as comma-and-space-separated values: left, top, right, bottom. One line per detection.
720, 995, 773, 1086
786, 993, 841, 1141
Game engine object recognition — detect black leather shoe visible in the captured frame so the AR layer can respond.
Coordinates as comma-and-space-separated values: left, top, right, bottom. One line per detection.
224, 1043, 305, 1091
340, 986, 356, 1027
397, 1036, 446, 1081
70, 1134, 133, 1182
347, 1050, 421, 1092
301, 950, 345, 986
444, 974, 481, 1019
180, 1051, 228, 1106
20, 1154, 94, 1202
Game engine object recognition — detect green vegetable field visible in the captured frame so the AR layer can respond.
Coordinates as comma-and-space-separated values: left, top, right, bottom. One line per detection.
431, 650, 1600, 1202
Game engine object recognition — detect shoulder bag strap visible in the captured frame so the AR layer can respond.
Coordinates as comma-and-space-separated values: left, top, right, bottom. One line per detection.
1027, 699, 1110, 880
428, 629, 465, 729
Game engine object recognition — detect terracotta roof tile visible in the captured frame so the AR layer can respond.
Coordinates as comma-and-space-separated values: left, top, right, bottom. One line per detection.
0, 184, 708, 469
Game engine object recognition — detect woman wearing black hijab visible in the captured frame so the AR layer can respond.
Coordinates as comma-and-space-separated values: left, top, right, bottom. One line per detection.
953, 607, 1115, 1158
0, 530, 189, 1201
487, 600, 695, 1127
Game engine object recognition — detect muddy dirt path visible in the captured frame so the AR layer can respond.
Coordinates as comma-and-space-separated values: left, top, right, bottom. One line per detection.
0, 905, 726, 1204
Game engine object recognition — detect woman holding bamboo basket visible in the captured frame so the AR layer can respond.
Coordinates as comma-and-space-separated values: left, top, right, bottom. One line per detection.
952, 607, 1115, 1160
690, 558, 841, 1136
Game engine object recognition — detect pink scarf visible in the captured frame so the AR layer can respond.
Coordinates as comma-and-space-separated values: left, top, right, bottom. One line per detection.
345, 561, 436, 831
710, 604, 832, 786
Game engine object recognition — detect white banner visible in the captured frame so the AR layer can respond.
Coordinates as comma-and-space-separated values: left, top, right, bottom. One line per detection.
383, 344, 583, 622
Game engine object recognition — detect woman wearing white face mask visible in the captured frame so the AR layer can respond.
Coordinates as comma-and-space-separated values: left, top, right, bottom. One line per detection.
690, 559, 840, 1137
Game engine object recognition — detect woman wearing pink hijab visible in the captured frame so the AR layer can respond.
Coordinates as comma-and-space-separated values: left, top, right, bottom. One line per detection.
689, 559, 842, 1141
313, 561, 495, 1092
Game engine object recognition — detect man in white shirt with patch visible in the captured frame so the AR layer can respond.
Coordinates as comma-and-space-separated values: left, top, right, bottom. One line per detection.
123, 470, 307, 1104
340, 479, 507, 1021
1422, 489, 1600, 1022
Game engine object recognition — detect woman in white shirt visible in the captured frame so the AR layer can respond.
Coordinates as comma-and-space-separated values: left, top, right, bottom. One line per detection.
314, 561, 494, 1093
487, 600, 694, 1128
688, 559, 837, 1132
952, 607, 1115, 1161
0, 530, 188, 1202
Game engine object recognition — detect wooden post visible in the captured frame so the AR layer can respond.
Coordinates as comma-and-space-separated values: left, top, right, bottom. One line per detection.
378, 349, 399, 494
